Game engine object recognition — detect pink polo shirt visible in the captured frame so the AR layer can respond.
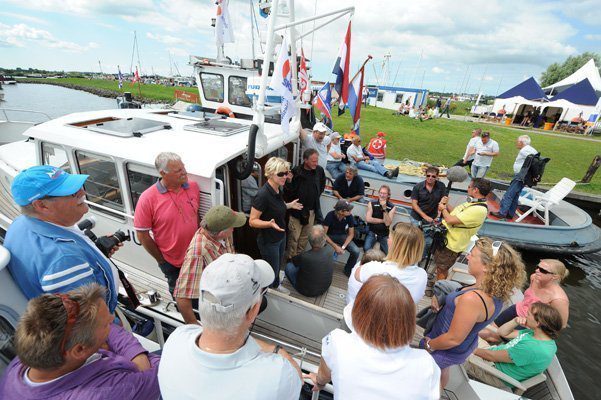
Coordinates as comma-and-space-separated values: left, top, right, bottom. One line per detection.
134, 180, 200, 267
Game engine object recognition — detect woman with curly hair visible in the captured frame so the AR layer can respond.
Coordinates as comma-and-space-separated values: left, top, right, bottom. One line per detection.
421, 238, 526, 388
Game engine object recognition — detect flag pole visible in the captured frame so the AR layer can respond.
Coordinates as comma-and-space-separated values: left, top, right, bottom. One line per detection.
350, 55, 373, 84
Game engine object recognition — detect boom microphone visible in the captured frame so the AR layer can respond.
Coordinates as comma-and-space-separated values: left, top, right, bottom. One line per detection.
445, 166, 469, 195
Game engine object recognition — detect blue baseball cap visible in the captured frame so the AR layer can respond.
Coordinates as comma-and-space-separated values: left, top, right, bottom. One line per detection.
11, 166, 89, 206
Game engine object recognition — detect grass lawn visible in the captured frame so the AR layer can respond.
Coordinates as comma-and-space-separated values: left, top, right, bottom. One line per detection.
27, 78, 199, 103
331, 106, 601, 195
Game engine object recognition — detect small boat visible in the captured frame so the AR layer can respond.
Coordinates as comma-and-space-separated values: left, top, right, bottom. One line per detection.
345, 165, 601, 255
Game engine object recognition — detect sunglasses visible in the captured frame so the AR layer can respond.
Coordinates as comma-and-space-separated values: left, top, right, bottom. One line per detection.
55, 294, 80, 354
536, 265, 555, 275
426, 174, 438, 178
276, 171, 290, 177
491, 240, 503, 257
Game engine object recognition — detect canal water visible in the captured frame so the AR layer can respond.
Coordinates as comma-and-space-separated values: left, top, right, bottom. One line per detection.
2, 83, 600, 399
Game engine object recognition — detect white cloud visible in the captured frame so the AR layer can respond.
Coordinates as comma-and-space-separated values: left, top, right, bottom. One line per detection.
0, 12, 48, 25
146, 32, 187, 46
584, 34, 601, 40
0, 23, 97, 52
432, 67, 446, 74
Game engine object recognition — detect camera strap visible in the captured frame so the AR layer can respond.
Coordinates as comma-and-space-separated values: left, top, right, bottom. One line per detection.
114, 263, 140, 309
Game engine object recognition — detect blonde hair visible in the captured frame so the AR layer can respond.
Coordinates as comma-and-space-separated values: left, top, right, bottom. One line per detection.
476, 238, 526, 301
264, 157, 290, 179
361, 248, 386, 265
15, 284, 106, 369
385, 222, 424, 268
541, 259, 569, 281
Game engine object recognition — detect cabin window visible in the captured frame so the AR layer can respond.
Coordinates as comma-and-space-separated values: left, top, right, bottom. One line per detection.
41, 142, 71, 173
200, 73, 224, 103
74, 151, 125, 219
126, 163, 159, 210
0, 316, 17, 365
395, 93, 403, 103
377, 92, 384, 102
228, 76, 252, 107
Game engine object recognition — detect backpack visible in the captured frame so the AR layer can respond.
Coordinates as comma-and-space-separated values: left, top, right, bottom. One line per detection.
353, 215, 369, 244
523, 153, 550, 187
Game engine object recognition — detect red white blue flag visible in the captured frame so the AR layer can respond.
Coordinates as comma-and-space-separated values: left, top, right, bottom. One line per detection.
347, 66, 364, 135
332, 21, 351, 116
117, 65, 123, 89
270, 36, 296, 135
299, 48, 309, 102
312, 82, 332, 120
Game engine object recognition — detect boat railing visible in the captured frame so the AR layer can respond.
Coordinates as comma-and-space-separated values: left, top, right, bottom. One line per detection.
0, 108, 52, 124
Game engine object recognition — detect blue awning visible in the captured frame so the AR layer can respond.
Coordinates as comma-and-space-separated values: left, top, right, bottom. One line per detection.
550, 79, 600, 106
497, 77, 547, 100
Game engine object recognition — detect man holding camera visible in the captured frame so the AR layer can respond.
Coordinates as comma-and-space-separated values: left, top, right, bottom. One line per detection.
5, 166, 120, 312
134, 152, 200, 299
433, 178, 491, 280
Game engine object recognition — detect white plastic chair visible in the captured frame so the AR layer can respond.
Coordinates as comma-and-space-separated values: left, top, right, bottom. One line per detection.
516, 178, 576, 225
466, 353, 547, 395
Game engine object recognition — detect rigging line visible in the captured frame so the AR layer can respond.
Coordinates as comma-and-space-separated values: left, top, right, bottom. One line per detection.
390, 59, 403, 88
135, 31, 143, 76
129, 31, 136, 75
309, 0, 317, 66
372, 63, 380, 87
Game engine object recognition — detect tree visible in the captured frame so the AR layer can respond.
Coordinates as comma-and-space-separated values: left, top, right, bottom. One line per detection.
540, 52, 601, 87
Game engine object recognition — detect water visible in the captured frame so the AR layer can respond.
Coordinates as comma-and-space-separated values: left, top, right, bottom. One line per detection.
2, 83, 600, 399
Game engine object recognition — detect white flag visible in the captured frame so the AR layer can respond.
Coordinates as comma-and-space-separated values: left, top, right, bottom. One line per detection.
215, 0, 234, 46
269, 37, 296, 135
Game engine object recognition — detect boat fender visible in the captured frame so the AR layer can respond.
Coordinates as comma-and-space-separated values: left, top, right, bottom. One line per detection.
216, 106, 235, 118
228, 123, 258, 180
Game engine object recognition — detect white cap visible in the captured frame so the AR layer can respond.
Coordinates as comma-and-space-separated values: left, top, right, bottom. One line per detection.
200, 254, 274, 312
312, 122, 328, 132
331, 132, 341, 139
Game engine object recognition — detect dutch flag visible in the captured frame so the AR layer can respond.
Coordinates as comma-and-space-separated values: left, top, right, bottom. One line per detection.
332, 21, 351, 116
347, 66, 365, 135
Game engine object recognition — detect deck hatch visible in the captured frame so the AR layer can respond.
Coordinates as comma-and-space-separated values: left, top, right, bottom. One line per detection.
76, 117, 171, 137
183, 119, 248, 136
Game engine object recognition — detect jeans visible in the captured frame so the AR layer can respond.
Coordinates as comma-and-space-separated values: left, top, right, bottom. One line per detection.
363, 231, 389, 254
354, 160, 389, 177
257, 235, 286, 288
158, 261, 181, 299
329, 233, 361, 275
471, 164, 489, 178
499, 177, 525, 218
326, 161, 347, 179
285, 262, 299, 287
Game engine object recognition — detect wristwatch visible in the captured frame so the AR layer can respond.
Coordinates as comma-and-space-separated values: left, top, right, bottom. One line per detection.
424, 338, 433, 353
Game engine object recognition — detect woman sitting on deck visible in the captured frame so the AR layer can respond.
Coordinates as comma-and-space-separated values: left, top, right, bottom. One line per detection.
307, 275, 441, 400
421, 238, 526, 388
469, 302, 562, 389
480, 259, 569, 344
346, 222, 427, 309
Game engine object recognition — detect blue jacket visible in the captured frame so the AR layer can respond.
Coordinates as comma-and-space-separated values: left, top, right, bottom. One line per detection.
5, 216, 117, 312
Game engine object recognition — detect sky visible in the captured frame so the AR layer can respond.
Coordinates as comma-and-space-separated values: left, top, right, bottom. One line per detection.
1, 0, 600, 96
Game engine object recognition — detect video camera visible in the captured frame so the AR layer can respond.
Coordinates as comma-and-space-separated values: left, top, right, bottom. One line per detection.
77, 218, 131, 257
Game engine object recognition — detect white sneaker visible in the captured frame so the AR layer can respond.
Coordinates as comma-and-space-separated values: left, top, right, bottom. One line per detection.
276, 285, 290, 295
279, 270, 286, 283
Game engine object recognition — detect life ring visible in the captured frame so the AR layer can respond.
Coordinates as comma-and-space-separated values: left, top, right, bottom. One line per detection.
216, 106, 235, 118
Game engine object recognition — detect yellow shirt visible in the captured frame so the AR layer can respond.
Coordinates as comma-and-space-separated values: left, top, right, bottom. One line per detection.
443, 202, 488, 253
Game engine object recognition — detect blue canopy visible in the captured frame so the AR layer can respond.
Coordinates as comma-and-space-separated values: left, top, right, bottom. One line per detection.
497, 77, 547, 100
550, 78, 600, 106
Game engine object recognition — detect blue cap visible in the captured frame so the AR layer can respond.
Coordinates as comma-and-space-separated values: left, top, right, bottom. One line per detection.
11, 166, 89, 206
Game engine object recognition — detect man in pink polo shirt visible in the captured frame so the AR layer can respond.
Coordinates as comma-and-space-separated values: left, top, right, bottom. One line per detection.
134, 152, 200, 298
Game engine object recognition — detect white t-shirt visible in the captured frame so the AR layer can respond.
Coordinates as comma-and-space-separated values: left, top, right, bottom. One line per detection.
327, 142, 343, 162
322, 329, 441, 400
158, 325, 301, 400
346, 260, 427, 306
303, 134, 331, 169
472, 138, 499, 167
346, 144, 364, 164
513, 145, 538, 174
463, 136, 480, 161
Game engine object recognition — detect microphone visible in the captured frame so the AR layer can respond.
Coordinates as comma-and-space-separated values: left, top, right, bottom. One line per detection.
445, 166, 469, 195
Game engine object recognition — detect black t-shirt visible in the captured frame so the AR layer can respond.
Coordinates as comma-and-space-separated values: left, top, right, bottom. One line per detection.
333, 174, 365, 199
323, 210, 355, 236
252, 183, 287, 243
410, 180, 446, 220
368, 200, 394, 236
292, 247, 334, 297
284, 165, 326, 219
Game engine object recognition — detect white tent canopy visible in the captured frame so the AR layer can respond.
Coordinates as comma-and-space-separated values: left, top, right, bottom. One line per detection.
543, 59, 601, 94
